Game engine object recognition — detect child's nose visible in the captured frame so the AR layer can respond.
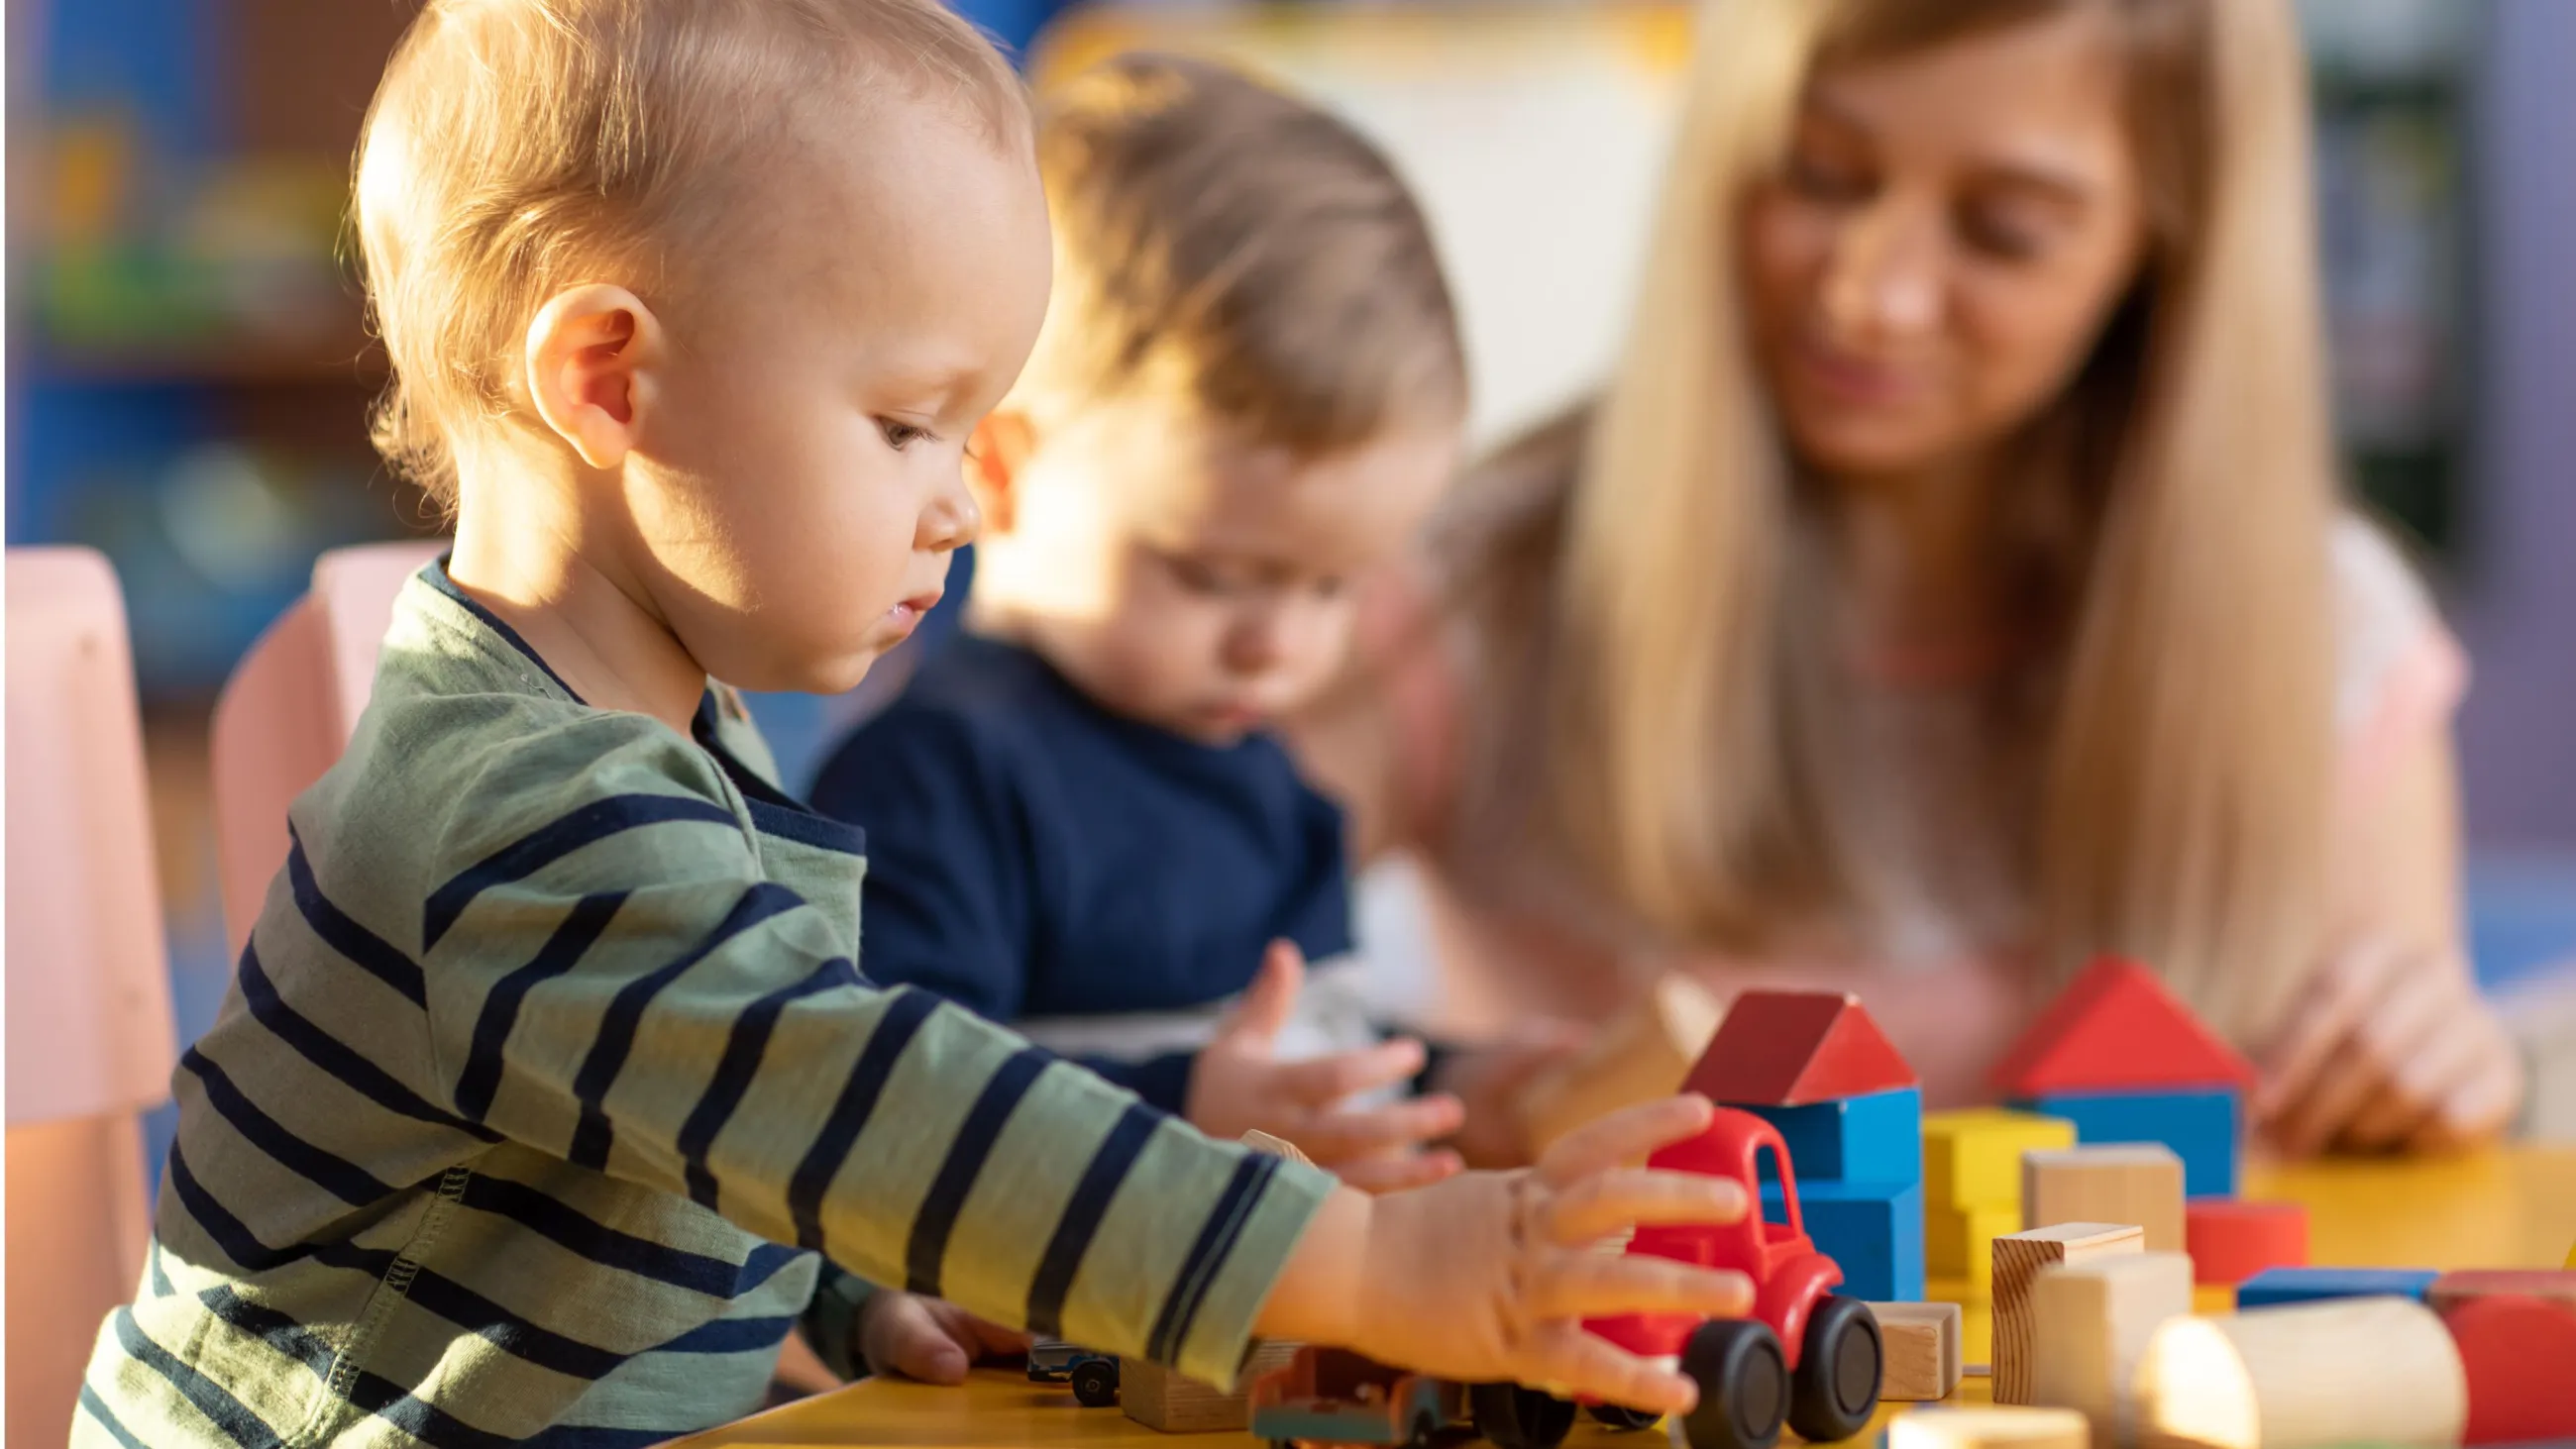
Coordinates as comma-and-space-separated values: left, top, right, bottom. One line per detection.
917, 475, 983, 553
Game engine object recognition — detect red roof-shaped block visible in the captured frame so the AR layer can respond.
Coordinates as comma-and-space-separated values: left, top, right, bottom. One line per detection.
1988, 956, 2255, 1096
1683, 990, 1917, 1106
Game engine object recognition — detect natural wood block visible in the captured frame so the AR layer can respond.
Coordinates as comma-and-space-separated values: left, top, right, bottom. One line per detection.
1870, 1300, 1963, 1401
2029, 1251, 2194, 1445
2136, 1297, 2465, 1449
1516, 976, 1722, 1152
2024, 1144, 2186, 1252
1122, 1339, 1300, 1433
1890, 1405, 2090, 1449
1990, 1222, 2143, 1405
1924, 1109, 2079, 1210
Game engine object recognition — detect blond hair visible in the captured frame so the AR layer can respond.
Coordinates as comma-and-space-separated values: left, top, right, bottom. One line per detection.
1460, 0, 2334, 1038
355, 0, 1026, 505
1016, 52, 1465, 452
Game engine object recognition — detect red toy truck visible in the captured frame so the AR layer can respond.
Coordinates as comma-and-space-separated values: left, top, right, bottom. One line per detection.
1586, 1108, 1882, 1449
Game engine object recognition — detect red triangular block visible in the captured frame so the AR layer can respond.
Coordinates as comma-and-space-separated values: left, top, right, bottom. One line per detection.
1988, 956, 2255, 1096
1683, 990, 1917, 1106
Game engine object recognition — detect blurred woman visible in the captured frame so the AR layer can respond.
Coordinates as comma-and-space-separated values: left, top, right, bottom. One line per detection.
1302, 0, 2520, 1152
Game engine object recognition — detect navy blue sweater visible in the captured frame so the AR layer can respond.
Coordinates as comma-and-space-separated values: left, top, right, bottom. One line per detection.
809, 636, 1354, 1113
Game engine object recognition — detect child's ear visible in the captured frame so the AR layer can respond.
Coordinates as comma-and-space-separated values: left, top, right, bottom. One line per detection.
966, 410, 1037, 535
524, 284, 665, 469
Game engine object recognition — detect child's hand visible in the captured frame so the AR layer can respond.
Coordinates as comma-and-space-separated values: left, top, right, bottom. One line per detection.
1431, 1024, 1591, 1169
854, 1291, 1030, 1385
2255, 937, 2522, 1156
1257, 1094, 1755, 1415
1189, 941, 1466, 1192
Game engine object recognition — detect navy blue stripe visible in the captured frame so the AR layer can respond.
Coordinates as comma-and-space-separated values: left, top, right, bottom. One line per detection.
343, 1373, 527, 1449
194, 1285, 335, 1374
652, 1314, 796, 1355
79, 1387, 152, 1449
905, 1047, 1053, 1295
420, 557, 587, 705
397, 1269, 629, 1380
1025, 1102, 1164, 1339
678, 957, 864, 1211
181, 1047, 397, 1206
453, 891, 626, 1123
111, 1308, 285, 1449
787, 988, 941, 1250
1145, 1153, 1277, 1364
743, 797, 867, 857
193, 1281, 530, 1449
568, 883, 803, 1170
285, 829, 426, 1007
457, 1174, 803, 1298
236, 944, 501, 1142
423, 796, 735, 951
164, 1148, 313, 1274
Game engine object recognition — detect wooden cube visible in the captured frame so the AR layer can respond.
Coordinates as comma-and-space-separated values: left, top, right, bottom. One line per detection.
1870, 1300, 1963, 1401
2023, 1144, 2185, 1252
2029, 1251, 2193, 1444
1516, 976, 1722, 1153
1990, 1222, 2143, 1405
1122, 1339, 1301, 1433
1890, 1406, 2090, 1449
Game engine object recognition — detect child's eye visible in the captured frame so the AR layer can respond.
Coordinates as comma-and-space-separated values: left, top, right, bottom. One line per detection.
877, 418, 935, 452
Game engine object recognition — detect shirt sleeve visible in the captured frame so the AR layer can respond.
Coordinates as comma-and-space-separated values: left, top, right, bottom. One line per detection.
2330, 514, 2469, 809
417, 714, 1331, 1388
801, 1264, 876, 1380
807, 706, 1034, 1024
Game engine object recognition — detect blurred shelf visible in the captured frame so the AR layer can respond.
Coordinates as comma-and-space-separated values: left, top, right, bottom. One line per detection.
25, 333, 386, 387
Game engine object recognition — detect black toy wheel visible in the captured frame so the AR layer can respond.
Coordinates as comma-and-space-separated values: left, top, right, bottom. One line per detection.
1471, 1383, 1577, 1449
1787, 1295, 1882, 1443
1407, 1409, 1441, 1448
1588, 1403, 1663, 1431
1071, 1359, 1119, 1407
1679, 1318, 1788, 1449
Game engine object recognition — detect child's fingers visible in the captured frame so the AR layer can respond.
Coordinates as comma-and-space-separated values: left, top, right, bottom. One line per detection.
1212, 940, 1307, 1050
862, 1294, 973, 1385
1295, 1093, 1464, 1161
2272, 965, 2450, 1155
1273, 1038, 1431, 1107
1535, 1095, 1716, 1185
1524, 1251, 1755, 1322
930, 1300, 1034, 1360
1508, 1320, 1700, 1419
2335, 989, 2480, 1150
1541, 1168, 1748, 1246
1334, 1150, 1464, 1193
2256, 942, 2402, 1119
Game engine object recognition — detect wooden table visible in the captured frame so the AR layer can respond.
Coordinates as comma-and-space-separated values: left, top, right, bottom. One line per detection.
676, 1147, 2576, 1449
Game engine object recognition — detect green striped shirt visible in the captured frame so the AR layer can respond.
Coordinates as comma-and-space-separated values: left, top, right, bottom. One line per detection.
76, 565, 1330, 1448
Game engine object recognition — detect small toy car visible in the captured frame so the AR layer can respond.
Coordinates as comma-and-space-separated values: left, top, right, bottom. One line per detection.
1248, 1346, 1575, 1449
1025, 1339, 1121, 1407
1584, 1108, 1883, 1449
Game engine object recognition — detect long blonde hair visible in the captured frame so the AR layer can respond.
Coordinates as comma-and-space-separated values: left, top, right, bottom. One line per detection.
1538, 0, 2334, 1036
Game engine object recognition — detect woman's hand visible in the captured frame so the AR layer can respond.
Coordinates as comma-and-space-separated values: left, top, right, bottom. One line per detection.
2255, 937, 2522, 1155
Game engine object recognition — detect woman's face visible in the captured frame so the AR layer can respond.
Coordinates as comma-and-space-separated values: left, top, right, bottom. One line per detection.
1742, 6, 2153, 484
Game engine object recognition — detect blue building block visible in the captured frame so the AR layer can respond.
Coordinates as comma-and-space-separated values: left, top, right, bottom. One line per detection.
2016, 1087, 2238, 1197
1764, 1179, 1925, 1302
2236, 1267, 2438, 1310
1746, 1087, 1922, 1185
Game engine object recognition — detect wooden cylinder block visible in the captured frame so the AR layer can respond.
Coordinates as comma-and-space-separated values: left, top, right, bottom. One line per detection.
2135, 1296, 2466, 1449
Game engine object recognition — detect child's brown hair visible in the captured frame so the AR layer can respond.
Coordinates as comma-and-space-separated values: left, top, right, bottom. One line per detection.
1017, 52, 1466, 451
355, 0, 1027, 505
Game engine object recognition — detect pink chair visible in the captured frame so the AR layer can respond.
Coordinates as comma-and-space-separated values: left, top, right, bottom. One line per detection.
211, 540, 443, 954
6, 547, 182, 1447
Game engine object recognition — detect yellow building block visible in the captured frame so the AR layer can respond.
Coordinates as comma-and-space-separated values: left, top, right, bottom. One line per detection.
1924, 1108, 2077, 1210
1928, 1201, 2021, 1294
2566, 1239, 2575, 1269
